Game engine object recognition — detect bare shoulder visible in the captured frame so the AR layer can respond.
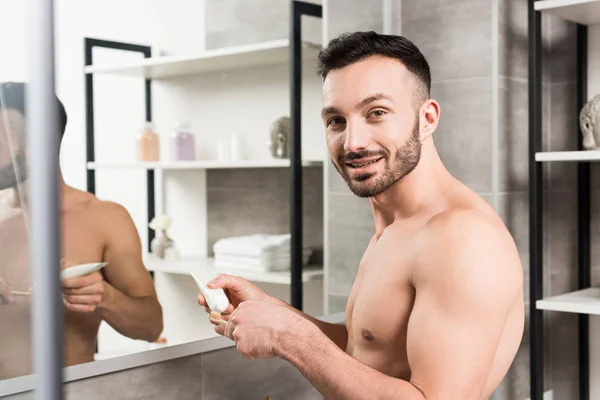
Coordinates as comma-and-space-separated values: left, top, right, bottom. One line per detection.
414, 209, 523, 302
85, 201, 139, 242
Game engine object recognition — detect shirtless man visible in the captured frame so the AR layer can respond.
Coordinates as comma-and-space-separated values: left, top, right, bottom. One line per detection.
0, 82, 163, 379
198, 32, 525, 399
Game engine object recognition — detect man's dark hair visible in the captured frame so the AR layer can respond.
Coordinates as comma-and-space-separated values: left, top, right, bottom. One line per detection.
316, 31, 431, 107
0, 81, 68, 140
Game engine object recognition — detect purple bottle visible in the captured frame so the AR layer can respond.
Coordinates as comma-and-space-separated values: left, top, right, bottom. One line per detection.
170, 122, 196, 161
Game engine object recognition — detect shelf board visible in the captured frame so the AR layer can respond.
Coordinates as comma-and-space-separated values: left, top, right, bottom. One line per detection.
84, 39, 322, 79
535, 150, 600, 162
87, 159, 323, 170
536, 288, 600, 315
534, 0, 600, 25
144, 255, 323, 285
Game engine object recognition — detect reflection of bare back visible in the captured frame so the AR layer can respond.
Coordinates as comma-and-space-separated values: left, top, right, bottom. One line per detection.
0, 187, 162, 380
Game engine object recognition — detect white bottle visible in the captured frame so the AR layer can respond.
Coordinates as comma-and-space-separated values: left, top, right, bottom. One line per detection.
217, 137, 230, 161
190, 273, 229, 313
230, 134, 243, 161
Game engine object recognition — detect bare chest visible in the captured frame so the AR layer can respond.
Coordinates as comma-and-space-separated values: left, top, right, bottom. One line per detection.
0, 211, 105, 292
60, 212, 106, 267
344, 235, 417, 378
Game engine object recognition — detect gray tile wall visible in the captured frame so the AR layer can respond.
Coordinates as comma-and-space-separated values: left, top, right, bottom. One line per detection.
206, 167, 324, 266
324, 0, 381, 314
2, 348, 322, 400
204, 0, 322, 49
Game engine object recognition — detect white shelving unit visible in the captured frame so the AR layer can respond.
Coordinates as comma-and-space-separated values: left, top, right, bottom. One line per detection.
88, 159, 323, 170
535, 150, 600, 162
532, 0, 600, 398
144, 255, 323, 285
85, 39, 321, 79
87, 35, 327, 359
536, 288, 600, 315
534, 0, 600, 25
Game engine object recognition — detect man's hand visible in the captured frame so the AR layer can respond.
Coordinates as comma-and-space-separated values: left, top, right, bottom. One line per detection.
62, 271, 105, 313
196, 274, 278, 316
0, 277, 14, 305
213, 299, 317, 360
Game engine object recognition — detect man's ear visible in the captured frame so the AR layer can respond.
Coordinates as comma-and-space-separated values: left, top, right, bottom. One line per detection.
419, 99, 440, 141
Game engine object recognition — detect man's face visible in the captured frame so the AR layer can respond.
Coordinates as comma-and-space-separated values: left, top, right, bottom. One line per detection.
321, 56, 423, 198
0, 109, 27, 190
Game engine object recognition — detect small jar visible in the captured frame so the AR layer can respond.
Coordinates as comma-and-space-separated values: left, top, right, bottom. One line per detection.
136, 122, 160, 162
170, 122, 196, 161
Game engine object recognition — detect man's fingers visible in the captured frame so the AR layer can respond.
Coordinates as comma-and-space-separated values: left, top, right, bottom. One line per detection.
62, 273, 101, 289
214, 324, 226, 336
0, 281, 13, 305
207, 274, 248, 291
64, 295, 102, 305
63, 284, 104, 296
63, 299, 96, 313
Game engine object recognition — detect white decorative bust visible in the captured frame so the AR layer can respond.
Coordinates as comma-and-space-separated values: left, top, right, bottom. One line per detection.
580, 94, 600, 150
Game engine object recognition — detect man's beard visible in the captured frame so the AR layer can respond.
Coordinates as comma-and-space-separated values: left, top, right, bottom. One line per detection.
0, 151, 27, 191
333, 123, 422, 198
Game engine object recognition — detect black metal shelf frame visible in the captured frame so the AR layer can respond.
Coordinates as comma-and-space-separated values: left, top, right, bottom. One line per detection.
83, 1, 323, 312
528, 1, 590, 399
84, 38, 155, 250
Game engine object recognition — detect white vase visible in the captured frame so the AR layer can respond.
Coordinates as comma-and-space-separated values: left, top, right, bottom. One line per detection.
151, 230, 174, 259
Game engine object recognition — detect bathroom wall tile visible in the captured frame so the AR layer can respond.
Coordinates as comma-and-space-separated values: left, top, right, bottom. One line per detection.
327, 160, 352, 194
548, 191, 578, 297
549, 15, 577, 84
497, 192, 530, 302
205, 0, 322, 49
65, 355, 203, 400
492, 306, 530, 400
589, 190, 600, 285
328, 293, 348, 314
401, 0, 491, 81
201, 347, 321, 400
549, 312, 579, 400
500, 0, 554, 83
592, 164, 600, 191
206, 168, 323, 264
326, 0, 382, 40
430, 78, 493, 193
498, 0, 529, 80
327, 192, 374, 296
549, 83, 579, 192
498, 78, 529, 193
548, 189, 578, 248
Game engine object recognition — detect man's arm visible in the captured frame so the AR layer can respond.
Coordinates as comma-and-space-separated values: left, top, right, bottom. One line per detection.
97, 202, 163, 342
276, 212, 523, 399
279, 299, 348, 351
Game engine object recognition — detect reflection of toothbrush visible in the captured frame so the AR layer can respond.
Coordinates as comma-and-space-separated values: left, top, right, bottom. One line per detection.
190, 273, 230, 313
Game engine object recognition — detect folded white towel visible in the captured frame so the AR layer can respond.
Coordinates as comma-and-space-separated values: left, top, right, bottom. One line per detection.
213, 234, 292, 257
215, 249, 312, 269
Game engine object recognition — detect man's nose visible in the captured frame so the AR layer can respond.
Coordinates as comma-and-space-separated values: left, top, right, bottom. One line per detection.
343, 120, 370, 153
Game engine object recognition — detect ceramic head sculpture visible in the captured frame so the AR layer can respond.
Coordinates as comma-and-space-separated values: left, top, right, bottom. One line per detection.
268, 116, 290, 159
580, 94, 600, 150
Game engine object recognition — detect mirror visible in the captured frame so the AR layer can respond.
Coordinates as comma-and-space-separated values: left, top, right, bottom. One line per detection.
0, 0, 325, 388
0, 82, 33, 380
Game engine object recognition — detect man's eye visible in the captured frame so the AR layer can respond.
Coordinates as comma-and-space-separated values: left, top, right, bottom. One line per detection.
370, 110, 386, 117
327, 117, 344, 126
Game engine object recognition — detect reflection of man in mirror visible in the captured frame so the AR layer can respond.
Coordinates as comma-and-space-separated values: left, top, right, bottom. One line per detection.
0, 82, 163, 379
